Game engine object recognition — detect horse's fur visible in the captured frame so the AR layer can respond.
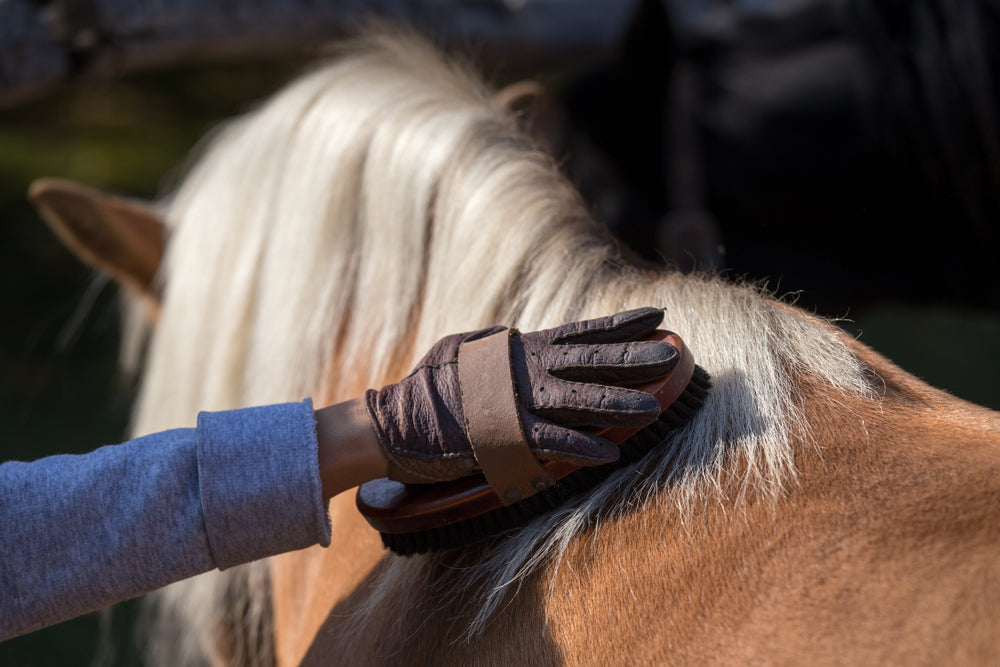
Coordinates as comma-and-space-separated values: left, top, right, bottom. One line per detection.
128, 30, 1000, 666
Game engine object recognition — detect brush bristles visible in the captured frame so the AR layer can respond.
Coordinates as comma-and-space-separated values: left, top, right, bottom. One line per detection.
382, 366, 712, 556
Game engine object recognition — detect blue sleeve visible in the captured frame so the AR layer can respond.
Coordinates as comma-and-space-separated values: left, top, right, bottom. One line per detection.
0, 399, 331, 641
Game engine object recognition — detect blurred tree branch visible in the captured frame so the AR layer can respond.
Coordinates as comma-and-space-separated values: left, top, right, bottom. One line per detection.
0, 0, 636, 108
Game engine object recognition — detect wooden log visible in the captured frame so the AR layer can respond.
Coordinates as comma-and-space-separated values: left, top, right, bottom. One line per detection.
0, 0, 637, 109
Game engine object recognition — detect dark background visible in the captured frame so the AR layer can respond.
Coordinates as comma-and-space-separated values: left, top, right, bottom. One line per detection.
2, 2, 998, 663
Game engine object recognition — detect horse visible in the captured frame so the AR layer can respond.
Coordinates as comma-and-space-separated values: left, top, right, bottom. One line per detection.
32, 29, 1000, 666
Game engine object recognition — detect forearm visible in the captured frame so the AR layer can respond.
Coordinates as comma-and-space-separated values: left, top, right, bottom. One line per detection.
0, 427, 213, 639
0, 399, 330, 640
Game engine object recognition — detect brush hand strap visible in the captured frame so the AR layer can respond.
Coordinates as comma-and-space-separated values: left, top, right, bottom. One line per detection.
457, 330, 553, 505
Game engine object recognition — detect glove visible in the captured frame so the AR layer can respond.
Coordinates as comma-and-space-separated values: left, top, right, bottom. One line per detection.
364, 307, 678, 486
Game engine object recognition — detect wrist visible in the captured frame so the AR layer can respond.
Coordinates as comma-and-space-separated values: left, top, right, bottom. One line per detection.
314, 397, 387, 499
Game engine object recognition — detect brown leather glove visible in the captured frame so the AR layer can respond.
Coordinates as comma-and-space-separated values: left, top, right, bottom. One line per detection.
364, 307, 678, 487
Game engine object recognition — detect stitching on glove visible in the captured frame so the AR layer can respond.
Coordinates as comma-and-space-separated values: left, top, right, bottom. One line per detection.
402, 359, 458, 379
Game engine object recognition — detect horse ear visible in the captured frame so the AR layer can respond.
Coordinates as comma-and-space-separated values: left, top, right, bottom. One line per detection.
28, 178, 166, 303
493, 80, 545, 119
492, 80, 562, 155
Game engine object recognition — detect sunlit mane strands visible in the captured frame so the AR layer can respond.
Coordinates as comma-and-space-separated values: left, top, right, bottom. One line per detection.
130, 30, 878, 665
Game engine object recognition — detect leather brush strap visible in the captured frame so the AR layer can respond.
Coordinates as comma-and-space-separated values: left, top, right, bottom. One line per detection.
458, 330, 554, 505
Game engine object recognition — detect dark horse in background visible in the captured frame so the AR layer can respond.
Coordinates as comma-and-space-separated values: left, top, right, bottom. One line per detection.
551, 0, 1000, 312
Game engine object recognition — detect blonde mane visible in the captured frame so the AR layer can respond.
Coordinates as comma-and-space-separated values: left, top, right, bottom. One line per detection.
133, 30, 874, 664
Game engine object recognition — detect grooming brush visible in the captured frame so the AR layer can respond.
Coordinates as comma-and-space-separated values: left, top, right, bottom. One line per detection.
357, 330, 711, 556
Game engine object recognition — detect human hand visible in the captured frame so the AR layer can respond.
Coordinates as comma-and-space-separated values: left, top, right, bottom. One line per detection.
364, 308, 678, 496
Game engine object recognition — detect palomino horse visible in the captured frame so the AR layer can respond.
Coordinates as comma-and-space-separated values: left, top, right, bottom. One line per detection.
33, 30, 1000, 666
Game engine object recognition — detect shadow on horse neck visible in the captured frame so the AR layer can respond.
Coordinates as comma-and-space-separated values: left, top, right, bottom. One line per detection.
134, 29, 1000, 667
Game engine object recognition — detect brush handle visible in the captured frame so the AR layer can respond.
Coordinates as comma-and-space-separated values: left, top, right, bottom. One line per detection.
357, 330, 695, 535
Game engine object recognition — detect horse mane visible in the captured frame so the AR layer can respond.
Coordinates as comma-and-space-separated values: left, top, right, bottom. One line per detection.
131, 29, 874, 665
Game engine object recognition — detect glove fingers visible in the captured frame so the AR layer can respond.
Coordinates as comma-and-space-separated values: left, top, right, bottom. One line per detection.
527, 420, 621, 465
548, 340, 678, 385
547, 307, 663, 345
532, 382, 661, 428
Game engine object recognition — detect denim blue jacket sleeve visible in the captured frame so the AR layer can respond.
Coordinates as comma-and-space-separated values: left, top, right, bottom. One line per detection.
0, 399, 331, 641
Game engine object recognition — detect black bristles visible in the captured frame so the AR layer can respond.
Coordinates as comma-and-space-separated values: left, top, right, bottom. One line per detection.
381, 365, 712, 556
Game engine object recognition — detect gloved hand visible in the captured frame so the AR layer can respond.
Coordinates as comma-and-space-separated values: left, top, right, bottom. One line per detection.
364, 307, 678, 485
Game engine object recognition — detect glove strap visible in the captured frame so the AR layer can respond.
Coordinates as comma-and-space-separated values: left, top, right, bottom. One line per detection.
458, 329, 554, 505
